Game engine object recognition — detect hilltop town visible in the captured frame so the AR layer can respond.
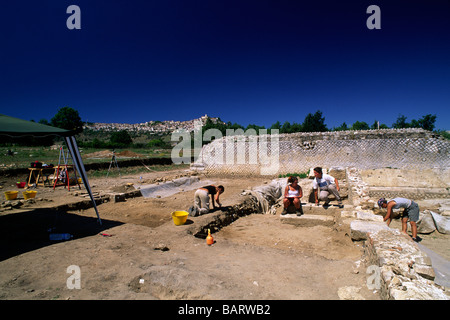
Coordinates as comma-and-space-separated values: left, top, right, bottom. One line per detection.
83, 114, 222, 134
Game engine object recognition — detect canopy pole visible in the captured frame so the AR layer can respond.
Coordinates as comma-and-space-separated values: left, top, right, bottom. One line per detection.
64, 136, 102, 225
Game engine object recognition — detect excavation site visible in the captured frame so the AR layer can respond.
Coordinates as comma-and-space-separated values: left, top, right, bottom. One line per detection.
0, 128, 449, 300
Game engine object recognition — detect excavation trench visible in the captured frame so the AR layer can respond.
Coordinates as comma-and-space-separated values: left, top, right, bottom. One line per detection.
189, 195, 262, 239
0, 172, 384, 300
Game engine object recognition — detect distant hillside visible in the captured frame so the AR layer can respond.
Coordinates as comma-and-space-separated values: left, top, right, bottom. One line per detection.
83, 114, 223, 134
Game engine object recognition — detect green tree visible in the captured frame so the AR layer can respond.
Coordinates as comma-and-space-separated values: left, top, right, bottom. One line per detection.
301, 110, 327, 132
392, 114, 409, 129
417, 114, 436, 131
245, 124, 266, 132
281, 121, 292, 133
270, 121, 281, 131
147, 138, 167, 148
110, 130, 133, 147
226, 121, 245, 131
268, 121, 281, 134
290, 122, 302, 133
409, 119, 420, 128
51, 106, 83, 132
392, 113, 436, 131
351, 121, 370, 130
333, 122, 348, 131
370, 120, 388, 129
38, 118, 49, 125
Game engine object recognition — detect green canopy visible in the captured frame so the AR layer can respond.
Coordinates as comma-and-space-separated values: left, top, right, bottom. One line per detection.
0, 113, 74, 137
0, 113, 101, 225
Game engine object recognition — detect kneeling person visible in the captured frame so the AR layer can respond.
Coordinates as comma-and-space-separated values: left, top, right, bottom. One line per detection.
189, 185, 224, 216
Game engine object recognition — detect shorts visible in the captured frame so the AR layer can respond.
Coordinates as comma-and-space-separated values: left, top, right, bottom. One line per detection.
402, 201, 419, 222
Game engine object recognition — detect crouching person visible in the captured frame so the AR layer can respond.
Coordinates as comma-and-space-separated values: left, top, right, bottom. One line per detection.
312, 167, 343, 208
189, 185, 224, 217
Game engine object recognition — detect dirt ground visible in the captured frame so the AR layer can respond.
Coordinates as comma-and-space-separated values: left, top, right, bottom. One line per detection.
0, 167, 447, 300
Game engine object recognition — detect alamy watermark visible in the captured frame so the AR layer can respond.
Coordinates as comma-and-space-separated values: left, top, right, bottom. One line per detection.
366, 265, 382, 290
366, 5, 381, 30
66, 265, 81, 289
65, 5, 381, 32
171, 120, 280, 175
66, 5, 81, 30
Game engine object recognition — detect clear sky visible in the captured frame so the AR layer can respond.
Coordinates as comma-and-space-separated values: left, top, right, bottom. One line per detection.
1, 0, 449, 130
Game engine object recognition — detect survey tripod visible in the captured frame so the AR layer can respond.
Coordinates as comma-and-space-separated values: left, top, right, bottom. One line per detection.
106, 149, 121, 178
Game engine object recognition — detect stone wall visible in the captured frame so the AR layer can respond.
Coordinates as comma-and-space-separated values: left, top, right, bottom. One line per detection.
361, 168, 450, 200
350, 217, 449, 300
194, 128, 449, 176
346, 167, 449, 299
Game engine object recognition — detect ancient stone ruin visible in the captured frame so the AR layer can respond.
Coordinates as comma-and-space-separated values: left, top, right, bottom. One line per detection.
192, 128, 450, 300
193, 128, 449, 176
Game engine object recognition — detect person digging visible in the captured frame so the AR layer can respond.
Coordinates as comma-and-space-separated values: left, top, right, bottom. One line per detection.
378, 197, 422, 242
188, 185, 224, 217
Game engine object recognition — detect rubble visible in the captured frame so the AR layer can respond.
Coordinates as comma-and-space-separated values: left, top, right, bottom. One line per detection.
349, 210, 449, 300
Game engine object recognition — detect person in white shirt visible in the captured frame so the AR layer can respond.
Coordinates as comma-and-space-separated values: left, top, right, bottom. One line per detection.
312, 167, 343, 208
282, 176, 303, 216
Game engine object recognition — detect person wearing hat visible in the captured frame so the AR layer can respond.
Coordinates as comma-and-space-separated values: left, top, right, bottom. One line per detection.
378, 197, 422, 242
188, 185, 224, 217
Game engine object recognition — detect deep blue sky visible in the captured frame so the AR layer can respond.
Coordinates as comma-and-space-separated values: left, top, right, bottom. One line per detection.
1, 0, 449, 130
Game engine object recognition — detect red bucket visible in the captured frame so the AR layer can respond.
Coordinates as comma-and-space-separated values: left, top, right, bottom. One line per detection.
16, 182, 26, 188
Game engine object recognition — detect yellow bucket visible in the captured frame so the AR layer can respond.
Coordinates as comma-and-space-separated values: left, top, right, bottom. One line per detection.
171, 211, 189, 226
23, 190, 37, 200
4, 191, 18, 200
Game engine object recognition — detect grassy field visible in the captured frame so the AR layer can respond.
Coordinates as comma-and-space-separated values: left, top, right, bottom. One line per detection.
0, 145, 193, 182
0, 145, 173, 171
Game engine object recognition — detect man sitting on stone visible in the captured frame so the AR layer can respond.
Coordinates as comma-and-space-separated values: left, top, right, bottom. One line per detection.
312, 167, 343, 208
378, 197, 422, 242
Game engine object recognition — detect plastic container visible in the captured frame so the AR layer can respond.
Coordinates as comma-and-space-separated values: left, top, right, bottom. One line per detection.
206, 229, 214, 245
171, 211, 189, 226
16, 182, 26, 188
49, 233, 73, 241
4, 191, 19, 200
23, 190, 37, 200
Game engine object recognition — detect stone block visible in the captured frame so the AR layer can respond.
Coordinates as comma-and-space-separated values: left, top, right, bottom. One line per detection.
350, 220, 390, 241
356, 211, 384, 222
341, 210, 356, 218
414, 264, 435, 281
301, 203, 348, 215
280, 214, 334, 227
329, 166, 346, 180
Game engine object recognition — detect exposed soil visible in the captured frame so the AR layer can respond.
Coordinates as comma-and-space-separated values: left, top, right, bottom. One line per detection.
0, 167, 446, 300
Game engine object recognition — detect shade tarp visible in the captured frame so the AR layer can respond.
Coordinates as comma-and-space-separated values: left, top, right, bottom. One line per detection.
0, 113, 74, 137
0, 113, 101, 224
